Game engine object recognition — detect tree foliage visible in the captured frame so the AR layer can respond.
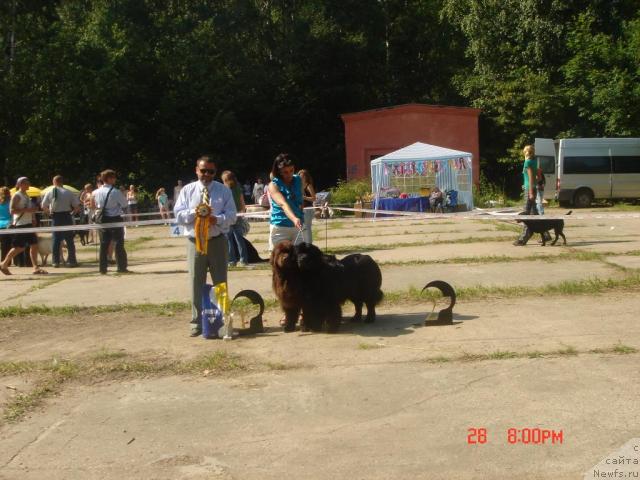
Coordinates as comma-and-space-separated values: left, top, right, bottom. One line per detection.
0, 0, 638, 195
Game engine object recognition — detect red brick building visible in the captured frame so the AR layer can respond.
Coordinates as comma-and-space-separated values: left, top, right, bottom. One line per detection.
341, 103, 481, 185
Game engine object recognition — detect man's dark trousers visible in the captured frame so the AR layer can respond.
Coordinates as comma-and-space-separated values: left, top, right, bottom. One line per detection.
52, 211, 77, 265
99, 215, 127, 273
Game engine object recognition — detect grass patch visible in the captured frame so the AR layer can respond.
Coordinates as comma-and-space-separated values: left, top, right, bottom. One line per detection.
265, 361, 304, 371
183, 351, 246, 374
4, 377, 65, 423
1, 350, 247, 423
4, 359, 79, 423
0, 360, 38, 375
357, 342, 385, 350
124, 236, 156, 252
425, 356, 451, 363
0, 301, 191, 319
90, 349, 128, 361
555, 346, 578, 356
612, 344, 637, 354
325, 236, 512, 255
317, 228, 464, 242
493, 222, 521, 233
526, 351, 546, 359
378, 250, 604, 267
421, 343, 638, 365
4, 273, 86, 302
488, 350, 519, 360
381, 273, 640, 305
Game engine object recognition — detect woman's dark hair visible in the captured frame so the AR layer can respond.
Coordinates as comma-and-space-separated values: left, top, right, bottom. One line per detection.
270, 153, 295, 180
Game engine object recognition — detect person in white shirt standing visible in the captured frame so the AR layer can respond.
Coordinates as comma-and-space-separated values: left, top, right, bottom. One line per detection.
41, 175, 81, 267
174, 156, 236, 337
91, 169, 129, 274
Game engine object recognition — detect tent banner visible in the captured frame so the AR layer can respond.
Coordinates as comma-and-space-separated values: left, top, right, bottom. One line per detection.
387, 157, 470, 177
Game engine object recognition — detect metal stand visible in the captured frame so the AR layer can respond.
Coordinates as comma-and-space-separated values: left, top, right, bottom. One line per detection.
422, 280, 456, 324
231, 290, 265, 335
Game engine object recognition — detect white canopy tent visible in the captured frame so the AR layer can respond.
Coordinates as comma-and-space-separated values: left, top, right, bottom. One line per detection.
370, 141, 474, 211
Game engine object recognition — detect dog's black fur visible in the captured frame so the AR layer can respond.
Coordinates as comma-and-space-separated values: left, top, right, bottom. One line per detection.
271, 241, 383, 333
516, 211, 572, 246
231, 238, 267, 263
337, 253, 383, 323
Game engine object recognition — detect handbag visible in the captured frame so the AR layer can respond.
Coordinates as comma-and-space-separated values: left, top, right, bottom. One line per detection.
92, 186, 113, 224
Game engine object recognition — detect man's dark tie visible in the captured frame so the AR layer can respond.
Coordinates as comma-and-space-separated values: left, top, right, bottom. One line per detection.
202, 186, 210, 205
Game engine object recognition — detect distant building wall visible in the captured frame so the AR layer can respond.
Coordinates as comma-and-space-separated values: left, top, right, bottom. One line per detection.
341, 103, 481, 185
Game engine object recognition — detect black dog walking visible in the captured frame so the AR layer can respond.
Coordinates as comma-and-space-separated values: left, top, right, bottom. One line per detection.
515, 211, 572, 246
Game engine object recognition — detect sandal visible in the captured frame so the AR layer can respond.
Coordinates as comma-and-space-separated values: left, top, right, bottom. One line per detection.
0, 265, 11, 276
32, 268, 48, 275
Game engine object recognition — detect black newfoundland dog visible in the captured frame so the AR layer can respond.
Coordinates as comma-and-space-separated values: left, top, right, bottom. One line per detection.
271, 241, 383, 333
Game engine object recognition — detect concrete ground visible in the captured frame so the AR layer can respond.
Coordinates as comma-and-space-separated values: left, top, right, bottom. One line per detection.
1, 206, 639, 479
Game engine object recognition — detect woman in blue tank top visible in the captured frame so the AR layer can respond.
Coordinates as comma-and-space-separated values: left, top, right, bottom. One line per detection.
268, 153, 304, 251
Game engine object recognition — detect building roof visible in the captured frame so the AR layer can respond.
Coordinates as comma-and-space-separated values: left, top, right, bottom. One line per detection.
341, 103, 481, 121
370, 142, 472, 164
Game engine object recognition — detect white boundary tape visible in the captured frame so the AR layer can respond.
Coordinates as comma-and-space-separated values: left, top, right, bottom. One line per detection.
0, 206, 637, 235
325, 205, 640, 221
0, 211, 271, 235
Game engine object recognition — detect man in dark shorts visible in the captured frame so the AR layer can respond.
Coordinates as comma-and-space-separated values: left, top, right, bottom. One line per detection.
0, 177, 47, 275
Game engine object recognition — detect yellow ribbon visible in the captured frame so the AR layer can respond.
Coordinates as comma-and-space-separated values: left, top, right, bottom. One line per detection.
214, 282, 229, 314
194, 203, 211, 254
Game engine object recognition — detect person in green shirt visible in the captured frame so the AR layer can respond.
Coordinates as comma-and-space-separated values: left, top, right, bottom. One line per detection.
514, 145, 538, 246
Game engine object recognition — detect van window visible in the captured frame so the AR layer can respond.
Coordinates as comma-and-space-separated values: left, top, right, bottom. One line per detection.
563, 156, 610, 174
536, 156, 555, 174
612, 156, 640, 173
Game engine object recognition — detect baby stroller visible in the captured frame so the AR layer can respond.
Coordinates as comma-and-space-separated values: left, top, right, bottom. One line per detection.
444, 190, 458, 213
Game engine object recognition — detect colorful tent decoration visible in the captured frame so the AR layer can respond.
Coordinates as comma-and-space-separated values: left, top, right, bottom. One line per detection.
370, 141, 473, 211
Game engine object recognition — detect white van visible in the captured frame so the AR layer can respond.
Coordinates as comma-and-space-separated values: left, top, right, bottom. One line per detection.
534, 138, 557, 200
556, 138, 640, 207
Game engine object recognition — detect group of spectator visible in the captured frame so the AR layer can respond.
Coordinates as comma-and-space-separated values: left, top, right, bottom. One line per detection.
1, 154, 319, 338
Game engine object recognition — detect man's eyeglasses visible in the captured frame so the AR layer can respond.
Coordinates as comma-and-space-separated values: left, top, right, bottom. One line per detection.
199, 168, 216, 175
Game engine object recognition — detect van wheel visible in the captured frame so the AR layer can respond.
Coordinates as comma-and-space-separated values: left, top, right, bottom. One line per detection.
573, 189, 593, 208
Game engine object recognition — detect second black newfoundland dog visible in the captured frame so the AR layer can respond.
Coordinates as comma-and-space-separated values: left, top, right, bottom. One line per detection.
271, 241, 383, 333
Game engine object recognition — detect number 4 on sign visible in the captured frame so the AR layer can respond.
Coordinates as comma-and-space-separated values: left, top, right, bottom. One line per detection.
170, 224, 184, 237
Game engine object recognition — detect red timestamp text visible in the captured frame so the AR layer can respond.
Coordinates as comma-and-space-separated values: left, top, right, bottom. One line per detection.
467, 427, 564, 445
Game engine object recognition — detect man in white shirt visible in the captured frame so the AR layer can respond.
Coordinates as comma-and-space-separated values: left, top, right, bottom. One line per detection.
41, 175, 81, 267
174, 156, 236, 337
91, 169, 129, 274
